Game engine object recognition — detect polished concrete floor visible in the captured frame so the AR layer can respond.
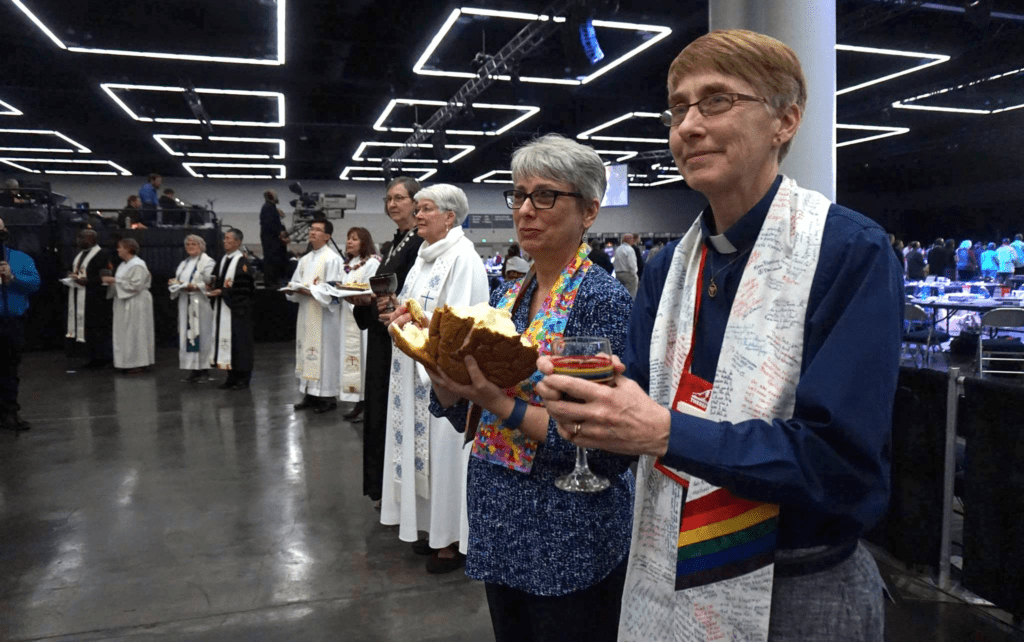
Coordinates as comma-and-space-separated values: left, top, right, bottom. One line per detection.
2, 344, 1022, 641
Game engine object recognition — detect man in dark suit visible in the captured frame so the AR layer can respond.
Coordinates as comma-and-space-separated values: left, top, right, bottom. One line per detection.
259, 190, 289, 288
208, 228, 255, 390
67, 229, 114, 369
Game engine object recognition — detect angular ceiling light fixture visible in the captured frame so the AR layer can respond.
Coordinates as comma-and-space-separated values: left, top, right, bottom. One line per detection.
471, 170, 513, 184
7, 0, 286, 65
0, 157, 130, 175
351, 141, 474, 164
835, 44, 950, 96
577, 112, 666, 144
628, 172, 683, 188
595, 149, 638, 164
412, 7, 671, 86
182, 162, 286, 179
0, 98, 23, 116
100, 84, 285, 127
836, 124, 910, 148
373, 99, 539, 136
339, 166, 437, 182
0, 128, 91, 153
154, 135, 285, 159
892, 64, 1024, 114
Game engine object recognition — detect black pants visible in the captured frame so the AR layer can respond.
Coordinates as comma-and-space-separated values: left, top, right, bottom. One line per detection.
0, 316, 25, 413
484, 558, 627, 642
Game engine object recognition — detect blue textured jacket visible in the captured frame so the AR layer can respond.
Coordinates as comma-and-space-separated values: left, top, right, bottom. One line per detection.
1, 245, 41, 317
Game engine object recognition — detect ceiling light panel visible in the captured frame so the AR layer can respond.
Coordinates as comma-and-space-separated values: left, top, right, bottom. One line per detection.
0, 98, 23, 116
101, 84, 285, 128
595, 150, 638, 164
373, 99, 539, 136
577, 112, 667, 144
182, 163, 286, 180
0, 129, 91, 153
412, 8, 671, 86
154, 135, 285, 159
339, 166, 437, 182
352, 141, 474, 164
835, 44, 949, 96
836, 124, 910, 148
472, 170, 513, 184
892, 65, 1024, 114
9, 0, 285, 65
0, 157, 130, 175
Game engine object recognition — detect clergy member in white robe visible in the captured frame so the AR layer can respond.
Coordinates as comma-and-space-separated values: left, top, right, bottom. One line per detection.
286, 219, 346, 414
102, 237, 154, 372
381, 184, 489, 574
339, 227, 380, 419
170, 234, 216, 383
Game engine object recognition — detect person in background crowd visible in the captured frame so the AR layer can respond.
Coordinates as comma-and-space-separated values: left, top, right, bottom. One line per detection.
538, 29, 900, 641
980, 242, 999, 280
0, 179, 26, 207
892, 238, 905, 272
927, 237, 948, 280
1011, 233, 1024, 276
501, 244, 522, 279
942, 239, 956, 280
0, 216, 40, 431
339, 227, 379, 421
352, 176, 424, 511
170, 235, 216, 383
159, 188, 187, 225
102, 238, 154, 374
65, 229, 113, 369
613, 233, 639, 297
647, 239, 666, 263
906, 241, 926, 280
996, 238, 1016, 284
956, 239, 976, 281
138, 173, 161, 226
209, 228, 255, 390
503, 255, 530, 280
587, 238, 614, 273
381, 183, 489, 574
259, 190, 290, 289
631, 232, 645, 279
118, 195, 146, 229
286, 219, 345, 414
426, 134, 634, 639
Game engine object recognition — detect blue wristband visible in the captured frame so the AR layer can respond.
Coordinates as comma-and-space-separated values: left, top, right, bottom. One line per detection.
503, 397, 528, 430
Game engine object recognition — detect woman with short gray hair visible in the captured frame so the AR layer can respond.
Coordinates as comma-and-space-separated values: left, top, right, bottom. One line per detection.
170, 234, 216, 382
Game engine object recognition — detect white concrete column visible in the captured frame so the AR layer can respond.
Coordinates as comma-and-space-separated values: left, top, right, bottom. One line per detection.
709, 0, 836, 199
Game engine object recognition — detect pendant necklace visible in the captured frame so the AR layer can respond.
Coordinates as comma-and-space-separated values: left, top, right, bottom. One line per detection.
385, 228, 415, 266
707, 248, 751, 298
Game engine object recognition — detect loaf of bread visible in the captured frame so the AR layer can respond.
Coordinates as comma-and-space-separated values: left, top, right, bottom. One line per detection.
391, 300, 538, 388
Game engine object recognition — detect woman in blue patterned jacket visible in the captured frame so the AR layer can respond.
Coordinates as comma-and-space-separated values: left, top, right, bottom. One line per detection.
427, 134, 635, 642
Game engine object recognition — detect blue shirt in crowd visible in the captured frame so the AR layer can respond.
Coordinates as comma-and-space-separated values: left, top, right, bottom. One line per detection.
1, 245, 41, 317
138, 182, 159, 208
430, 266, 635, 596
625, 175, 904, 551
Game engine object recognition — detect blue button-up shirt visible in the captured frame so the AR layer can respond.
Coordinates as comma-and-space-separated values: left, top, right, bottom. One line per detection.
625, 176, 904, 550
1, 246, 41, 317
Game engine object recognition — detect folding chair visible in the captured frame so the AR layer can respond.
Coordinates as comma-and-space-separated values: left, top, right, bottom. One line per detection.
976, 308, 1024, 377
903, 303, 949, 367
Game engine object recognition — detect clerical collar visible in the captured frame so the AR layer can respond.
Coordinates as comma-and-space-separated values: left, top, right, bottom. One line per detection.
701, 174, 782, 254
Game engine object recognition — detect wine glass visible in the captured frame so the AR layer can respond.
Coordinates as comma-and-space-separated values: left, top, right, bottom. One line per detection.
551, 336, 614, 493
369, 272, 399, 313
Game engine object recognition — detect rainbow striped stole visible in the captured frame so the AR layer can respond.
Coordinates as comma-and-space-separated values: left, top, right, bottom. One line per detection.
674, 487, 779, 591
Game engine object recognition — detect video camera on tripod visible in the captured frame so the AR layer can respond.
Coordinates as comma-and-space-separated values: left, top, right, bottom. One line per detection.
288, 182, 356, 220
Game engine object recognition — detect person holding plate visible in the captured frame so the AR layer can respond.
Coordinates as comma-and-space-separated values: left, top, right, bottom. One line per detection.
536, 30, 902, 642
425, 135, 634, 641
338, 226, 379, 419
170, 234, 216, 383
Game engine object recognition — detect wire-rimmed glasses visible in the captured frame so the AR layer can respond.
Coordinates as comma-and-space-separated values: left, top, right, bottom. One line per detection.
659, 92, 767, 127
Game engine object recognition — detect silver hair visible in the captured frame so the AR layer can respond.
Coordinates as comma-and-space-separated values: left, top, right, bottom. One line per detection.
510, 133, 607, 205
184, 234, 207, 252
415, 184, 470, 225
118, 237, 140, 255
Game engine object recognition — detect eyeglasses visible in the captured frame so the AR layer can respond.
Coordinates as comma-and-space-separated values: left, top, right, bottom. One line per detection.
383, 194, 410, 204
504, 189, 583, 210
659, 93, 767, 127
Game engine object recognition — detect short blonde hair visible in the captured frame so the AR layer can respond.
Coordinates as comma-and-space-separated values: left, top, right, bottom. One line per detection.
184, 234, 206, 252
668, 29, 806, 161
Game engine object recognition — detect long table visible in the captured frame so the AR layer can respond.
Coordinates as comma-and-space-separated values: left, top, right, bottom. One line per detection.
908, 297, 1024, 336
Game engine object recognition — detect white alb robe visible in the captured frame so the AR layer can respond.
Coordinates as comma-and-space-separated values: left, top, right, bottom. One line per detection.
109, 256, 155, 369
170, 253, 216, 370
339, 255, 380, 402
381, 226, 489, 551
286, 244, 346, 397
